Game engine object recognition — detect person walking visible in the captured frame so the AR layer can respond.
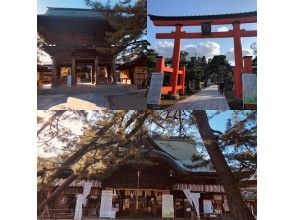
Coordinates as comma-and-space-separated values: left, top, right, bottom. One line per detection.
219, 81, 224, 94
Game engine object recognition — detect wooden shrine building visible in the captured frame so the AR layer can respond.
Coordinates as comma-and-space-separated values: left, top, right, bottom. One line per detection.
38, 137, 256, 219
38, 7, 121, 87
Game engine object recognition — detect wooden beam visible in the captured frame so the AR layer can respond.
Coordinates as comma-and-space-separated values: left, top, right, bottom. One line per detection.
156, 30, 257, 39
152, 16, 257, 26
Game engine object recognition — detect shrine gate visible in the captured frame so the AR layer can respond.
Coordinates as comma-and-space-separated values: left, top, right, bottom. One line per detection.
149, 11, 257, 99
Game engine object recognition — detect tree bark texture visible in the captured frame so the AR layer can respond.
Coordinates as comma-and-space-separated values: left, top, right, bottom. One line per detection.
192, 110, 255, 220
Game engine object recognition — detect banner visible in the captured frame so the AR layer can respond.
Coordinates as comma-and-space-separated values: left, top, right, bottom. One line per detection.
183, 190, 200, 218
74, 181, 92, 220
162, 194, 174, 218
242, 73, 257, 104
99, 190, 114, 218
74, 194, 84, 220
147, 72, 164, 105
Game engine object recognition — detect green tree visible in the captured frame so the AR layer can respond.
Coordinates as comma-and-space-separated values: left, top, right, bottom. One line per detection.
85, 0, 147, 57
186, 56, 207, 91
146, 48, 159, 74
37, 110, 256, 220
206, 55, 233, 91
192, 111, 255, 220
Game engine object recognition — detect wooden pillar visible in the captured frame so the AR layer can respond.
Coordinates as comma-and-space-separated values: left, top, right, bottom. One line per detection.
170, 25, 182, 97
51, 56, 57, 87
179, 66, 185, 95
233, 22, 243, 99
91, 65, 95, 84
95, 57, 99, 85
156, 56, 165, 73
111, 56, 117, 84
71, 55, 76, 86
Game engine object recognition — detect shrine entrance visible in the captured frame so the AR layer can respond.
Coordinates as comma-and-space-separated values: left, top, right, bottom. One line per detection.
149, 11, 257, 99
76, 66, 93, 84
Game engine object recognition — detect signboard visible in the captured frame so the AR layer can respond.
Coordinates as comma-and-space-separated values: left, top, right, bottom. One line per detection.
162, 194, 174, 218
147, 72, 164, 105
242, 73, 257, 104
99, 190, 113, 218
67, 75, 72, 86
223, 197, 230, 212
203, 199, 213, 214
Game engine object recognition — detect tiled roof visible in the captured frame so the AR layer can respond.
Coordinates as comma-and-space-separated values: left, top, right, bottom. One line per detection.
39, 7, 102, 19
149, 11, 257, 21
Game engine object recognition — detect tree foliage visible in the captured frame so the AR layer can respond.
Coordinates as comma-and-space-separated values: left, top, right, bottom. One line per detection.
37, 110, 257, 218
206, 55, 233, 91
85, 0, 147, 58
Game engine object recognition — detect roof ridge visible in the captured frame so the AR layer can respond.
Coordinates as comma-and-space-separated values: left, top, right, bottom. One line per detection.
47, 7, 92, 11
149, 11, 257, 21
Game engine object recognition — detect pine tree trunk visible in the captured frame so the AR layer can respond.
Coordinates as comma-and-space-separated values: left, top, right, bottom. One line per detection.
37, 112, 150, 214
192, 110, 255, 220
37, 173, 78, 214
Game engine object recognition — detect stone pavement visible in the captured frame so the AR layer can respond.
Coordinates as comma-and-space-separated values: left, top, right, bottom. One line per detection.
167, 85, 230, 110
37, 84, 147, 110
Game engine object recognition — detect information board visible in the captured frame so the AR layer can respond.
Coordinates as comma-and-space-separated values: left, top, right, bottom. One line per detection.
162, 194, 174, 218
147, 72, 164, 105
242, 73, 257, 104
99, 190, 113, 218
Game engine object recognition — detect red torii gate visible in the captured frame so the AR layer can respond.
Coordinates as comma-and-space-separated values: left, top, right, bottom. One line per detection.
149, 11, 257, 99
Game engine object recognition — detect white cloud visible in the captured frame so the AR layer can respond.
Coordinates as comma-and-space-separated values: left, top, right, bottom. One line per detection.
218, 26, 229, 32
154, 40, 174, 58
225, 48, 255, 65
250, 41, 257, 55
154, 40, 220, 59
184, 41, 220, 59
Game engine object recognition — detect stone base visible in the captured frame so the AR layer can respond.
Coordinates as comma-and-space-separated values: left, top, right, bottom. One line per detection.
169, 93, 180, 100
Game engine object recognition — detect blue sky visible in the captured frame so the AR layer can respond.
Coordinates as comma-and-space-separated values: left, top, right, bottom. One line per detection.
38, 0, 137, 14
38, 0, 89, 14
147, 0, 257, 64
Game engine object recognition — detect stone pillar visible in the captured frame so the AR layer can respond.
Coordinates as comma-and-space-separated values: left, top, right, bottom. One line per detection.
170, 25, 182, 98
51, 56, 58, 87
94, 57, 99, 85
71, 55, 76, 86
233, 22, 244, 99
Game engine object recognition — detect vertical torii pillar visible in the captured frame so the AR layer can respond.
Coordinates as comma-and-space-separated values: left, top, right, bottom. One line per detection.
94, 57, 99, 85
170, 25, 183, 98
51, 56, 57, 87
71, 55, 76, 86
233, 22, 244, 99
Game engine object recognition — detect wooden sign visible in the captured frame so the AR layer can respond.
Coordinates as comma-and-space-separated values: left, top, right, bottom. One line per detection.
242, 73, 257, 104
162, 194, 174, 218
147, 72, 164, 105
99, 190, 113, 218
